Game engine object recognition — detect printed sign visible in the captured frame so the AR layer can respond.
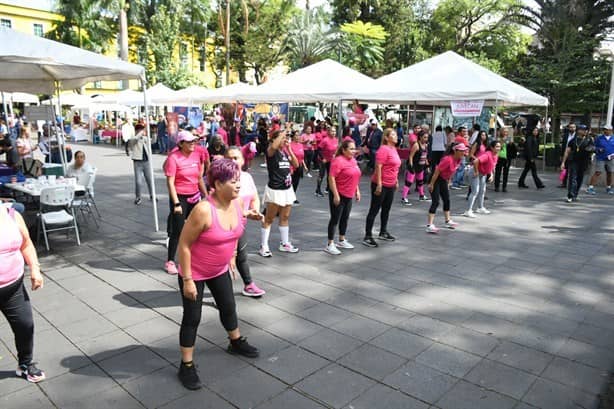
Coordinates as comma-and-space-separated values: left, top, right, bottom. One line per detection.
450, 100, 484, 117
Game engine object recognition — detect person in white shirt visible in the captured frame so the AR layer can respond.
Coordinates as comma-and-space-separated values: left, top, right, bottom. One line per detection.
65, 150, 93, 186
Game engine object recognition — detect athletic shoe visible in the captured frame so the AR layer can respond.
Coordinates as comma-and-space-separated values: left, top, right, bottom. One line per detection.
279, 242, 299, 253
607, 187, 614, 195
292, 200, 301, 207
537, 185, 546, 189
401, 198, 412, 206
419, 195, 430, 201
324, 243, 341, 255
258, 247, 272, 257
165, 261, 178, 275
178, 361, 202, 390
362, 237, 378, 247
378, 232, 396, 241
502, 188, 508, 193
134, 197, 142, 205
314, 191, 324, 197
426, 224, 439, 234
150, 195, 158, 201
445, 219, 458, 229
336, 240, 354, 249
518, 184, 529, 189
16, 363, 45, 383
572, 197, 579, 202
494, 187, 499, 192
242, 282, 266, 297
476, 207, 491, 215
306, 172, 313, 178
463, 210, 477, 218
586, 187, 596, 195
566, 197, 573, 203
259, 163, 267, 168
450, 185, 461, 190
228, 336, 259, 358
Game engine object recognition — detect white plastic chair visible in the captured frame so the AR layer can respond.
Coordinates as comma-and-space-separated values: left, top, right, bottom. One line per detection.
72, 168, 100, 227
38, 185, 80, 251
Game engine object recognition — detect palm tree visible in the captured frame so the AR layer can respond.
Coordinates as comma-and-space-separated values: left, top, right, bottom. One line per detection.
284, 9, 336, 70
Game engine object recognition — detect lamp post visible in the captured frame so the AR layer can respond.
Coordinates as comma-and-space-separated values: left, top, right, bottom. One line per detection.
598, 48, 614, 127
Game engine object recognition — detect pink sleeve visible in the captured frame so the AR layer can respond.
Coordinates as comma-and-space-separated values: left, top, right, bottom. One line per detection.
165, 154, 177, 177
329, 158, 341, 177
375, 147, 388, 165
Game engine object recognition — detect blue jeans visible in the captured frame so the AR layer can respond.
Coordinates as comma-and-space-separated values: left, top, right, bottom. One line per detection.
452, 157, 466, 187
467, 168, 486, 211
158, 133, 168, 153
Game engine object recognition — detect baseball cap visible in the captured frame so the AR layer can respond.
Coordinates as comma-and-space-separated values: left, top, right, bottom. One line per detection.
453, 143, 469, 151
577, 124, 588, 130
604, 124, 613, 130
177, 130, 198, 143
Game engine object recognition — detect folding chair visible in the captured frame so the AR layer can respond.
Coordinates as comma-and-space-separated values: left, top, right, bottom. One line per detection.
72, 169, 100, 227
38, 185, 80, 251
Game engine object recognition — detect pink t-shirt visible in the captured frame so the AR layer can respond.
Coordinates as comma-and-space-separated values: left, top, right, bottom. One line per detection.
217, 128, 228, 145
181, 198, 247, 281
0, 207, 24, 288
314, 131, 323, 144
371, 144, 401, 188
241, 142, 257, 161
239, 171, 258, 212
300, 133, 316, 150
477, 151, 498, 175
319, 137, 338, 162
165, 150, 202, 195
436, 155, 461, 181
330, 155, 361, 198
196, 145, 209, 164
290, 141, 305, 172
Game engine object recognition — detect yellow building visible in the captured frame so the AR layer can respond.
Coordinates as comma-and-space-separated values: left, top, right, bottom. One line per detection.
0, 1, 227, 97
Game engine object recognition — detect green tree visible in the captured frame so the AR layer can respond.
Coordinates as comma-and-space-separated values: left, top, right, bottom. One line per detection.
513, 0, 614, 138
147, 3, 183, 86
339, 21, 388, 76
284, 7, 336, 70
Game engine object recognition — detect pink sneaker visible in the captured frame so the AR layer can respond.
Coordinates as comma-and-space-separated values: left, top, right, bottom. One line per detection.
242, 282, 266, 297
165, 261, 178, 275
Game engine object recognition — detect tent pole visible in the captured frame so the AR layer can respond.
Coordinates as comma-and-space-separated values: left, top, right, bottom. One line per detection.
1, 92, 8, 121
542, 105, 548, 172
142, 79, 159, 232
412, 102, 417, 125
337, 99, 343, 140
56, 82, 68, 172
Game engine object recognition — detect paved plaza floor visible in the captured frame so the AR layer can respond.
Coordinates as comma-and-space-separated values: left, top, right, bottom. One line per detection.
1, 143, 613, 409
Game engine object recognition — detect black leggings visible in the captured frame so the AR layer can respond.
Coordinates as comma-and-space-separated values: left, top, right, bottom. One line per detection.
178, 273, 238, 348
518, 159, 543, 187
0, 276, 34, 366
292, 166, 303, 193
316, 162, 331, 193
429, 178, 450, 214
304, 150, 315, 172
494, 158, 510, 190
328, 194, 353, 240
365, 183, 395, 237
236, 234, 252, 286
167, 194, 197, 262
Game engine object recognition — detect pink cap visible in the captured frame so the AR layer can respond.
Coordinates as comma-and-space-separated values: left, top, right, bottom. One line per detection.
453, 143, 468, 151
177, 130, 198, 143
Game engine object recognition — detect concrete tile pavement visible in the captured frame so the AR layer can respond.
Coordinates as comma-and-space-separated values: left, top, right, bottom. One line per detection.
0, 143, 613, 408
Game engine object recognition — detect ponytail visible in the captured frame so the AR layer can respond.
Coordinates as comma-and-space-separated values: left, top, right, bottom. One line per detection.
335, 139, 354, 157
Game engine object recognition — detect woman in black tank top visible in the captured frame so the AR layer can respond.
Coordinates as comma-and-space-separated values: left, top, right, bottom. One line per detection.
259, 129, 300, 257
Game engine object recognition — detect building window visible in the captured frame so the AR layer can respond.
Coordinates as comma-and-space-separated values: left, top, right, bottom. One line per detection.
33, 23, 44, 37
1, 19, 11, 28
180, 43, 189, 69
93, 81, 102, 89
199, 46, 206, 72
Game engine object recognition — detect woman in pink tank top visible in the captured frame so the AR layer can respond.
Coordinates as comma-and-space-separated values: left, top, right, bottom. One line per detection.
175, 159, 263, 390
0, 204, 45, 383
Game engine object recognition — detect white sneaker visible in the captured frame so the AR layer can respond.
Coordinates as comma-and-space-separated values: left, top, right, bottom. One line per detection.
336, 239, 354, 249
324, 243, 341, 255
463, 210, 477, 218
306, 172, 313, 178
476, 207, 491, 214
279, 242, 299, 253
445, 219, 459, 229
259, 163, 267, 168
426, 224, 440, 234
258, 247, 272, 257
401, 198, 412, 206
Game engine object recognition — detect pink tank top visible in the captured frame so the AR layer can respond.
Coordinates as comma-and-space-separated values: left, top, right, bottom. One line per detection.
0, 207, 24, 288
184, 197, 246, 281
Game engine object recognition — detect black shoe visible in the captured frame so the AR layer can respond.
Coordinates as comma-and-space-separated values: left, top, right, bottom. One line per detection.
134, 197, 142, 205
362, 237, 378, 247
378, 232, 396, 241
178, 361, 202, 390
16, 362, 45, 383
314, 191, 324, 197
518, 184, 529, 189
537, 185, 545, 189
502, 188, 507, 193
228, 336, 259, 358
494, 187, 499, 192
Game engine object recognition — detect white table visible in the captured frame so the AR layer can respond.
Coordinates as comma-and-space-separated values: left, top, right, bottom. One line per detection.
4, 179, 85, 197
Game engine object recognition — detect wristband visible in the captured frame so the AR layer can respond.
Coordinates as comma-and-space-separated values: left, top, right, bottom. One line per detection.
174, 203, 181, 207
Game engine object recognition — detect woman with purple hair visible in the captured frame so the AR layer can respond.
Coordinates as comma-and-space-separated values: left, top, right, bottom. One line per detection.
176, 159, 263, 390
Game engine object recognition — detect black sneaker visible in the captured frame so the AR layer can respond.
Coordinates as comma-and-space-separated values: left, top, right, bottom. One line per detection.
378, 232, 396, 241
362, 237, 378, 247
16, 362, 45, 383
314, 191, 324, 197
228, 336, 259, 358
178, 361, 202, 390
134, 197, 142, 205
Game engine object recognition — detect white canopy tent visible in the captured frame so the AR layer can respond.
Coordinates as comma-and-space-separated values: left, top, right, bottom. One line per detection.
152, 85, 212, 105
234, 60, 377, 103
92, 89, 149, 106
208, 82, 256, 103
42, 92, 93, 107
352, 51, 548, 107
5, 92, 39, 104
0, 26, 159, 231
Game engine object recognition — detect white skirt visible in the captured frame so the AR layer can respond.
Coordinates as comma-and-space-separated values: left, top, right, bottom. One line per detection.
263, 185, 296, 207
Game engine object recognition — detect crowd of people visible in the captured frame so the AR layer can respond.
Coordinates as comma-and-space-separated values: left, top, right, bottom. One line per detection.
1, 108, 613, 391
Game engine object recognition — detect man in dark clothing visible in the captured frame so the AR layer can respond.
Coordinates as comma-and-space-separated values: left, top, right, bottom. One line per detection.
561, 124, 593, 202
365, 119, 382, 171
518, 127, 545, 188
559, 123, 577, 188
229, 119, 246, 146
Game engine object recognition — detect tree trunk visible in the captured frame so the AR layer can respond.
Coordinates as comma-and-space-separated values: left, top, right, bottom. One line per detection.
119, 7, 129, 61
